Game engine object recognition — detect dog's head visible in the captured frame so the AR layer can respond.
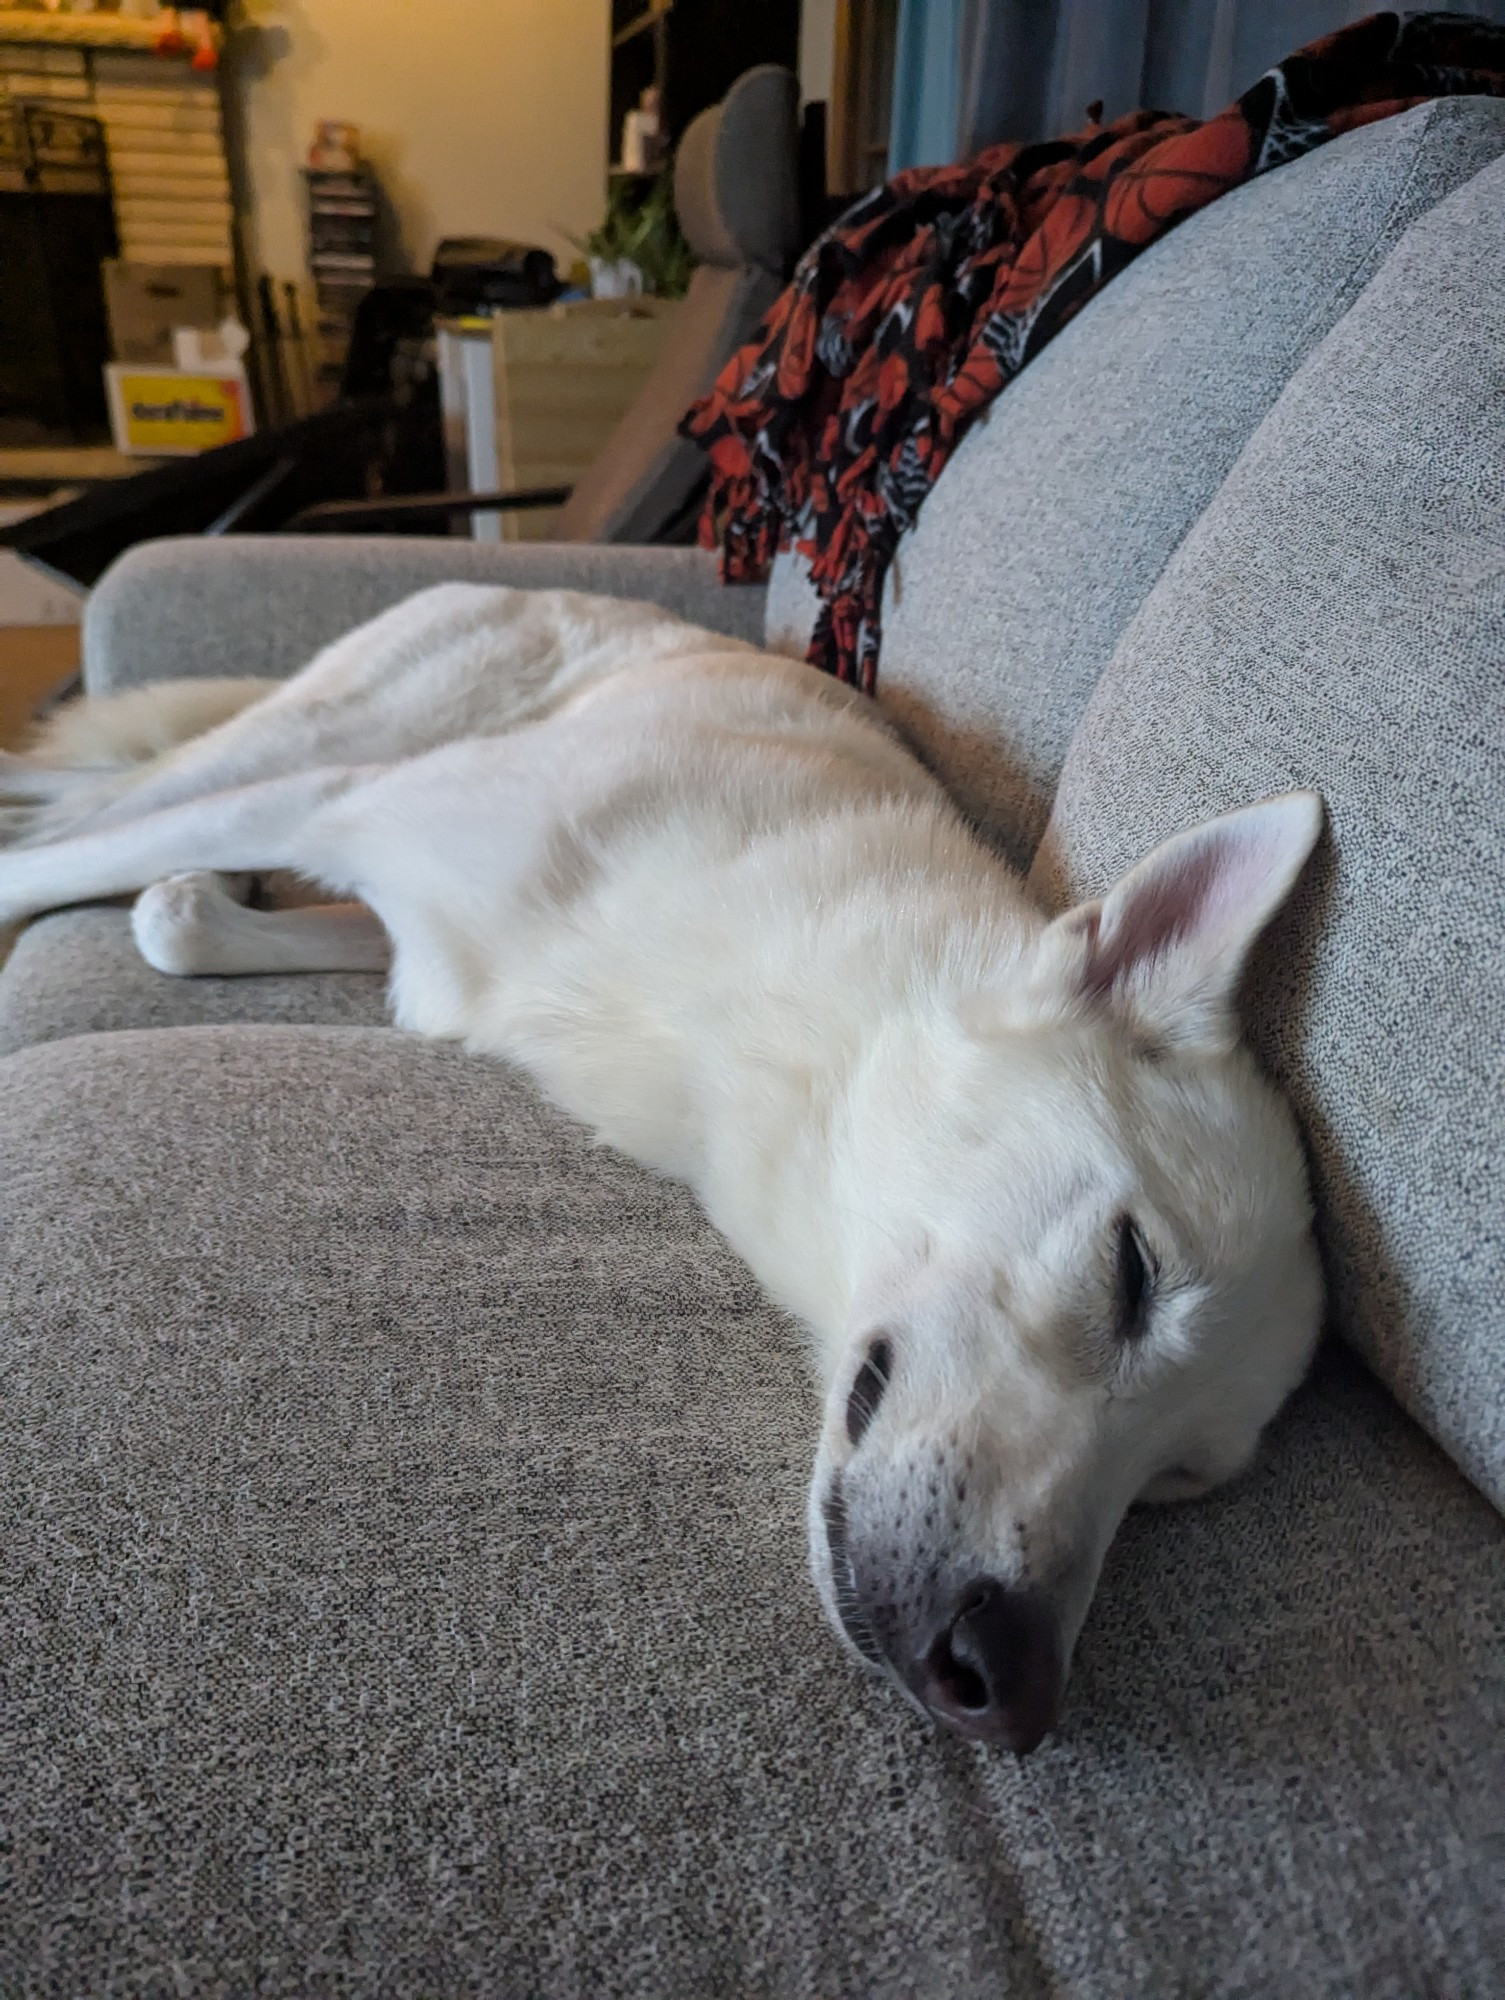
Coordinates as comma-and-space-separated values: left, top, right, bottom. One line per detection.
809, 793, 1325, 1752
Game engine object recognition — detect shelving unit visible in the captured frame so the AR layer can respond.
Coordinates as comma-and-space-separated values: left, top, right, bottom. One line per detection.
0, 8, 218, 54
0, 8, 260, 439
0, 15, 232, 270
303, 164, 376, 404
0, 96, 116, 435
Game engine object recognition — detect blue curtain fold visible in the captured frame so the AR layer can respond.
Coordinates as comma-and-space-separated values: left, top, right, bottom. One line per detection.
888, 0, 972, 169
886, 0, 1505, 169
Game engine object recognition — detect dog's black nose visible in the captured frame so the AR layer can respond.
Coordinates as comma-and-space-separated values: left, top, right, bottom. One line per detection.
920, 1581, 1062, 1753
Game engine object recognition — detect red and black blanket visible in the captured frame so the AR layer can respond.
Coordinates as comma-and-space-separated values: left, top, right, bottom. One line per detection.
681, 10, 1505, 691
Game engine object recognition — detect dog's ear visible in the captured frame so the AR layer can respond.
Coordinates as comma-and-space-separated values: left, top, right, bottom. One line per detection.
1042, 793, 1324, 1052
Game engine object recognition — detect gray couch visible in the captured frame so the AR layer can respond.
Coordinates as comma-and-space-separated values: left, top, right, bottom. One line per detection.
3, 99, 1502, 1999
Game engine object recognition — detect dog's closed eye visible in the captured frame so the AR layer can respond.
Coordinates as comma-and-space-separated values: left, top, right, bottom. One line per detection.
846, 1337, 893, 1446
1114, 1215, 1157, 1341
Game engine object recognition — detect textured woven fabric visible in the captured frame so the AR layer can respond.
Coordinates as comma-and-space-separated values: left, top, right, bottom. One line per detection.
83, 538, 767, 695
767, 94, 1505, 865
684, 14, 1505, 691
0, 905, 388, 1057
1031, 155, 1505, 1508
2, 1025, 1501, 1998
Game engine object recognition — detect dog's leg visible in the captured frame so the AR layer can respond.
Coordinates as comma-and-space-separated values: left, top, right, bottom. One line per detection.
21, 585, 682, 846
19, 588, 529, 842
131, 871, 390, 976
0, 755, 133, 850
0, 766, 369, 930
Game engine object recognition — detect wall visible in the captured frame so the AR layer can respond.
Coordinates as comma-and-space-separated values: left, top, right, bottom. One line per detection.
231, 0, 609, 283
800, 0, 838, 103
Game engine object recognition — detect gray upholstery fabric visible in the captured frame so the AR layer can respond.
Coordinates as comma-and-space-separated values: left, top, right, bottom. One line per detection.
762, 98, 1505, 868
763, 540, 822, 660
673, 65, 801, 274
2, 1024, 1500, 1998
1030, 157, 1505, 1509
0, 905, 388, 1056
553, 263, 783, 545
83, 537, 766, 694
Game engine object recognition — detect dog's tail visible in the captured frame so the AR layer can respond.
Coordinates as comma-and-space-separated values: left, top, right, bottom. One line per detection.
0, 677, 276, 844
15, 677, 276, 774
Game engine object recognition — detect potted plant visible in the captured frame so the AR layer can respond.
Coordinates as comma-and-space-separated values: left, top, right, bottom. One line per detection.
575, 174, 693, 301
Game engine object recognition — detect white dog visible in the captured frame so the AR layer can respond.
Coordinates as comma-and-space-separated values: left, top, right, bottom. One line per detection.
0, 582, 1325, 1753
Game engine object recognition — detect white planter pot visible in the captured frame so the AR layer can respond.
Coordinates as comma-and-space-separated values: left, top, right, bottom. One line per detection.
589, 257, 645, 300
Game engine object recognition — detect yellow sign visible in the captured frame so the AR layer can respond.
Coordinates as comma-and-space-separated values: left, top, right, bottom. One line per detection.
105, 364, 254, 455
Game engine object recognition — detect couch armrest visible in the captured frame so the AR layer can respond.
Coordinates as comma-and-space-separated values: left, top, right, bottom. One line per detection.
83, 536, 766, 693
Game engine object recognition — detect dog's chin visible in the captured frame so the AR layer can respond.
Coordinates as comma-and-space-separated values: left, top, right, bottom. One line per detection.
807, 1511, 935, 1730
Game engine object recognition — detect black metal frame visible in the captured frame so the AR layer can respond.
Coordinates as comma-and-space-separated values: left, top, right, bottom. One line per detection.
288, 484, 572, 530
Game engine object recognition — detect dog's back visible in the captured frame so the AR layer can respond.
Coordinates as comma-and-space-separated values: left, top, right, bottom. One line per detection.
3, 585, 754, 847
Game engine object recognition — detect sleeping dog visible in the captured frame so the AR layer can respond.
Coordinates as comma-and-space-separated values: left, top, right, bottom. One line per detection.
0, 583, 1324, 1752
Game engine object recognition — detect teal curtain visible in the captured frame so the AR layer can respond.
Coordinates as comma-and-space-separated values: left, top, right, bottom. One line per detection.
888, 0, 1505, 170
888, 0, 971, 170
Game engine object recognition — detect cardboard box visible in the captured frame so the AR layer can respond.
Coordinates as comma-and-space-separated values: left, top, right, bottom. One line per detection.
102, 260, 223, 364
104, 362, 253, 455
489, 297, 679, 541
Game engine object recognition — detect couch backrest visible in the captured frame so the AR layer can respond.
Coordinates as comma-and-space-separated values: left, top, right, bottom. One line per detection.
1030, 151, 1505, 1512
765, 97, 1505, 867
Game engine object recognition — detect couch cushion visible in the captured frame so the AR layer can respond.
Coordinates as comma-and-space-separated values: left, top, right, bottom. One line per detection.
0, 904, 388, 1057
2, 1024, 1501, 1996
1030, 155, 1505, 1511
766, 96, 1505, 867
84, 538, 767, 695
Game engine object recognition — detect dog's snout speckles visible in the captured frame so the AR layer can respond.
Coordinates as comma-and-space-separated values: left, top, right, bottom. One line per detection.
845, 1336, 893, 1447
827, 1436, 995, 1688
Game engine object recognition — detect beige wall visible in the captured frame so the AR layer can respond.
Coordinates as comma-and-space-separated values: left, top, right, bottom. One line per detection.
800, 0, 838, 105
232, 0, 609, 283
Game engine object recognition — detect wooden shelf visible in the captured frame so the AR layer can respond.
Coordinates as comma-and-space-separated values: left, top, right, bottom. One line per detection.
612, 2, 672, 53
0, 9, 219, 54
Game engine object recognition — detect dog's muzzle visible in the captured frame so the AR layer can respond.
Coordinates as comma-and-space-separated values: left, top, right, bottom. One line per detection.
822, 1484, 1063, 1753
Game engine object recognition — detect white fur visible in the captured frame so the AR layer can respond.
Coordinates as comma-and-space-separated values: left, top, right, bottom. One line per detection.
18, 675, 277, 769
132, 872, 389, 976
0, 582, 1326, 1751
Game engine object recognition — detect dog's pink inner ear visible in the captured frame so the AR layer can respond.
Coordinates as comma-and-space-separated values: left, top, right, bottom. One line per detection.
1066, 793, 1324, 1048
1081, 842, 1229, 1005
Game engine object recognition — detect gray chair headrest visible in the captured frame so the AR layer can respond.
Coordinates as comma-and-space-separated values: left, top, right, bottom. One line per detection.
674, 65, 801, 275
